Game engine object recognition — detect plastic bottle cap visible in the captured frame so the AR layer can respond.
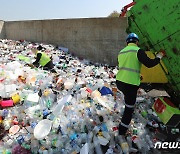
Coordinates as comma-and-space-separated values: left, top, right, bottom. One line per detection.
141, 111, 147, 117
12, 93, 21, 104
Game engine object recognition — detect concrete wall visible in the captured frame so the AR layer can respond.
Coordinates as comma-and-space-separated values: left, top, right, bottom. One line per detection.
5, 18, 127, 65
0, 20, 5, 39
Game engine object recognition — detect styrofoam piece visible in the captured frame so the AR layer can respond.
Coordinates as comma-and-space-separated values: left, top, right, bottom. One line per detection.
26, 93, 39, 103
64, 81, 74, 90
5, 84, 17, 93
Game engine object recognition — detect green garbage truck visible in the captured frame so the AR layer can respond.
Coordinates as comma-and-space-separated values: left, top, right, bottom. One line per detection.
123, 0, 180, 126
126, 0, 180, 107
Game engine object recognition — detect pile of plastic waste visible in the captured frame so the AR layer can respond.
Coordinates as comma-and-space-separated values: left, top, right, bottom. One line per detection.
0, 39, 174, 154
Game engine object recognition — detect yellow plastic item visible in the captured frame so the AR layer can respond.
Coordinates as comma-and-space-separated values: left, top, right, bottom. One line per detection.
43, 89, 50, 96
98, 131, 103, 136
140, 51, 168, 83
12, 93, 21, 104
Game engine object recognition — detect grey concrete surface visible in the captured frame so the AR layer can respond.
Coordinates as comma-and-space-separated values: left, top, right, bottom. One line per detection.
0, 20, 5, 39
3, 18, 127, 65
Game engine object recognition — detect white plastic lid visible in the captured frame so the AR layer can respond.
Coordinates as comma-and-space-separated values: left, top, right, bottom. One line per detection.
34, 119, 52, 140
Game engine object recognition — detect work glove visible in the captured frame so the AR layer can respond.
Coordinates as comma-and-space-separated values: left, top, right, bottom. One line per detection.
156, 50, 166, 59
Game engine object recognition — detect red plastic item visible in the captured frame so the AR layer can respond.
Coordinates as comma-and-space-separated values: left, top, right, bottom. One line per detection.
0, 100, 14, 107
159, 49, 166, 57
132, 135, 138, 141
86, 88, 92, 93
154, 98, 166, 113
112, 126, 118, 131
163, 97, 176, 107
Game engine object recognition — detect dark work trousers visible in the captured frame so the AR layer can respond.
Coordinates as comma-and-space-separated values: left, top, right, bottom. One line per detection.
43, 60, 54, 70
43, 60, 56, 73
116, 80, 139, 135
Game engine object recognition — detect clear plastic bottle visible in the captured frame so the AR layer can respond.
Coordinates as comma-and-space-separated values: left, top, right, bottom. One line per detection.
102, 131, 111, 140
138, 103, 148, 118
52, 95, 72, 116
48, 148, 53, 154
134, 110, 148, 125
132, 135, 142, 150
93, 136, 103, 154
72, 144, 81, 153
39, 96, 47, 110
145, 134, 154, 148
109, 133, 115, 148
3, 117, 12, 130
126, 136, 132, 149
126, 136, 138, 153
105, 148, 114, 154
31, 139, 39, 153
118, 135, 129, 154
116, 144, 123, 154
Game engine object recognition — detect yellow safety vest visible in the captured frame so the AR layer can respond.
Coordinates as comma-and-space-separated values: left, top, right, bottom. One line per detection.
116, 43, 141, 86
37, 51, 51, 66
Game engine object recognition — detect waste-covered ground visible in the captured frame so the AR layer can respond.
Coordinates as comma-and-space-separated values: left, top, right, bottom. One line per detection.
0, 39, 179, 154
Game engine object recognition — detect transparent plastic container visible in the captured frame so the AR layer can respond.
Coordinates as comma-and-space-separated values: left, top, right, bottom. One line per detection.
93, 136, 103, 154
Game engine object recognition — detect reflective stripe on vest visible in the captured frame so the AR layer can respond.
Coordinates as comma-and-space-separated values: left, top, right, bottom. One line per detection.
118, 67, 140, 74
118, 50, 137, 55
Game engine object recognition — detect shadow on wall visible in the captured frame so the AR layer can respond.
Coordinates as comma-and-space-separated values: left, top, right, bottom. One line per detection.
0, 20, 5, 39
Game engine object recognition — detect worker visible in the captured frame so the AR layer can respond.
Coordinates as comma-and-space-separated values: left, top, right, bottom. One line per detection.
31, 45, 56, 73
116, 33, 165, 136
